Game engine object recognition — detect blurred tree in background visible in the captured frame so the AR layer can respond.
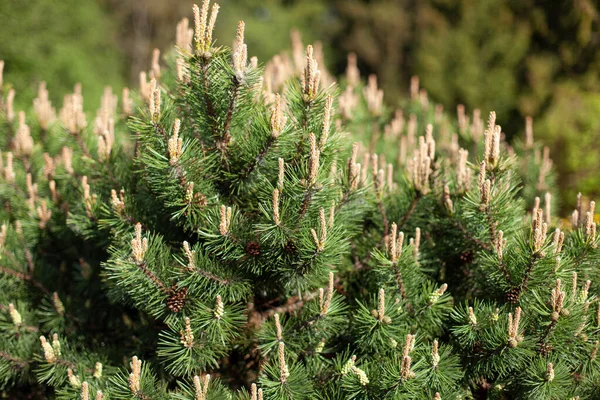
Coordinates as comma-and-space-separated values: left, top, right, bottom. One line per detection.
412, 0, 531, 127
409, 0, 600, 204
1, 0, 599, 209
97, 0, 339, 84
0, 0, 123, 110
539, 83, 600, 204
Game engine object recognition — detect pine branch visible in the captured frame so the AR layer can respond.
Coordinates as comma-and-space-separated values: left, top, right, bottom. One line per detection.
453, 220, 513, 284
392, 263, 410, 307
454, 220, 492, 252
152, 122, 168, 139
136, 261, 169, 294
298, 185, 318, 219
260, 290, 319, 321
0, 265, 51, 295
519, 252, 541, 295
199, 58, 219, 141
219, 76, 241, 150
498, 259, 513, 286
194, 268, 234, 286
484, 204, 497, 245
397, 194, 421, 230
376, 198, 389, 239
239, 137, 275, 180
0, 352, 28, 369
291, 101, 314, 165
132, 391, 153, 400
54, 358, 77, 369
538, 319, 558, 353
74, 130, 92, 159
24, 248, 35, 275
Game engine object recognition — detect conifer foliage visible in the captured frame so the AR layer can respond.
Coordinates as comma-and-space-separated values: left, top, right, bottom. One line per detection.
0, 2, 599, 399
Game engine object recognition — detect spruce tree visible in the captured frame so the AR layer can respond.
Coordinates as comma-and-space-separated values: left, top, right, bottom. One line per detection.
0, 2, 599, 399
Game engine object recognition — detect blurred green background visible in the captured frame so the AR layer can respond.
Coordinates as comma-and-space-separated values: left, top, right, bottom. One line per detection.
1, 0, 599, 210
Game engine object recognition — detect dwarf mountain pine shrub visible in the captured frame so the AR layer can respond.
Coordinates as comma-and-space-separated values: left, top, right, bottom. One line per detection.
0, 2, 598, 399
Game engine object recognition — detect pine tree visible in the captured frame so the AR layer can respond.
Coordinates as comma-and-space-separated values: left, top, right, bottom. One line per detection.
0, 1, 599, 399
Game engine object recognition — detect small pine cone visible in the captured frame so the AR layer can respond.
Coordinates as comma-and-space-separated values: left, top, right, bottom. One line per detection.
560, 308, 570, 317
245, 241, 261, 256
459, 250, 473, 263
538, 342, 552, 356
284, 240, 298, 255
479, 378, 493, 391
167, 286, 188, 313
472, 340, 484, 354
506, 288, 520, 304
194, 192, 208, 207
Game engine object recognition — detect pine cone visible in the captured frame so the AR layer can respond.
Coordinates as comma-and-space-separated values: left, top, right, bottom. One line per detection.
506, 288, 520, 304
537, 342, 553, 356
194, 192, 208, 207
459, 250, 473, 263
284, 240, 298, 255
167, 286, 188, 313
245, 241, 261, 256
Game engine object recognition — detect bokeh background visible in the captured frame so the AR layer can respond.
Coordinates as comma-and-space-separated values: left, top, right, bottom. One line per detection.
1, 0, 599, 212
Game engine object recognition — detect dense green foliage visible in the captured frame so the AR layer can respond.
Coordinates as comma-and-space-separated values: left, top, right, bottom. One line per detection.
1, 2, 600, 399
